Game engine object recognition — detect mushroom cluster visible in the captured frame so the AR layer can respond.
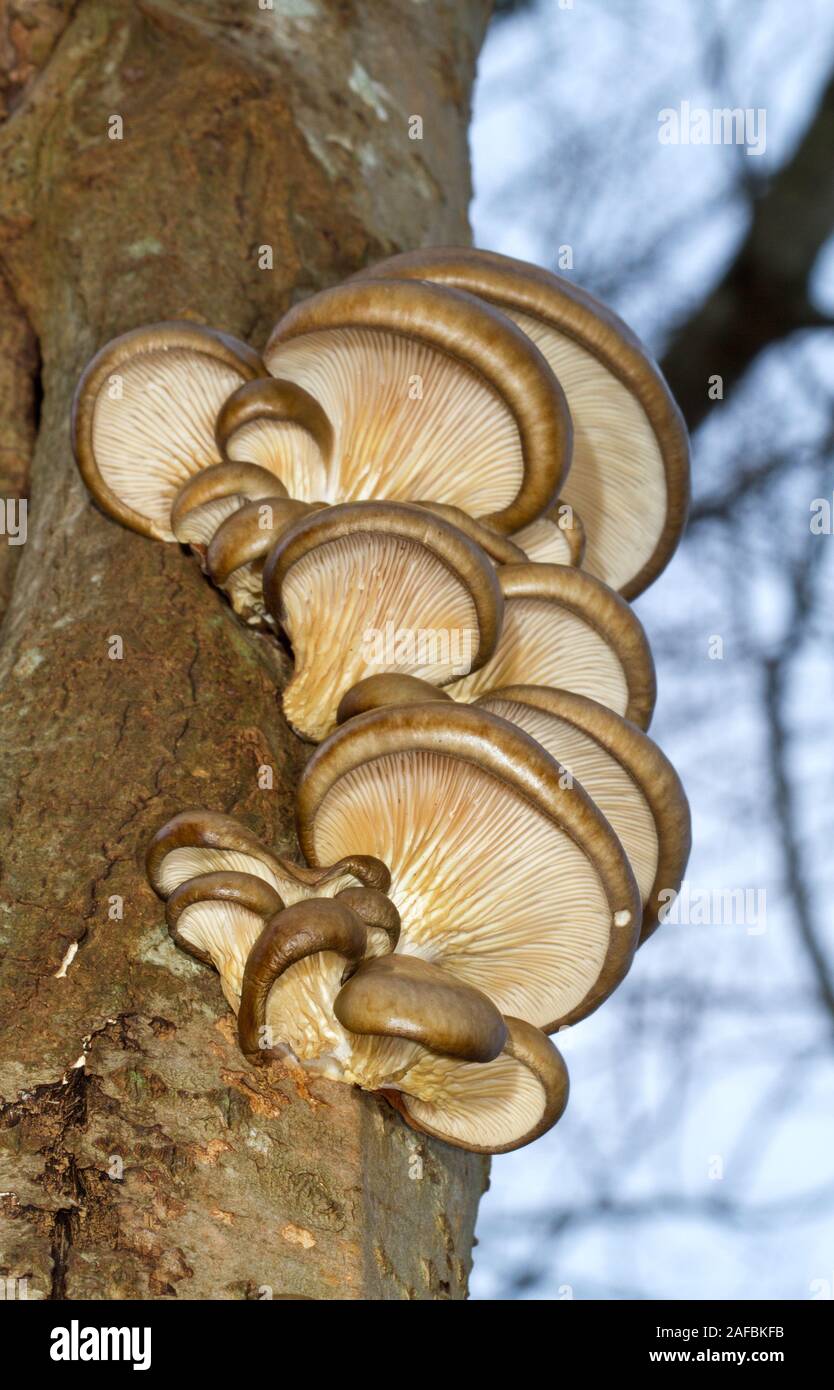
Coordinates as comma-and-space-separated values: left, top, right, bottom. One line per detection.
73, 248, 691, 1154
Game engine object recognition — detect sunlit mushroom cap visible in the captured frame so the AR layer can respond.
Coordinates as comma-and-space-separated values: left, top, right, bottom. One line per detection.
263, 278, 571, 533
297, 701, 641, 1031
262, 501, 504, 742
355, 248, 690, 597
448, 563, 656, 730
72, 322, 263, 541
387, 1015, 569, 1154
477, 687, 691, 940
215, 377, 334, 502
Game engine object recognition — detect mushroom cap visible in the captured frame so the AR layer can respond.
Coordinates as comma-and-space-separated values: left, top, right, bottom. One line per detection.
449, 563, 656, 730
169, 461, 287, 543
215, 377, 333, 501
262, 501, 504, 742
297, 701, 641, 1031
354, 248, 690, 597
513, 500, 586, 568
387, 1015, 569, 1154
206, 498, 322, 587
239, 897, 371, 1063
477, 686, 691, 940
72, 322, 263, 541
204, 496, 322, 622
263, 278, 571, 534
336, 673, 454, 724
164, 870, 285, 1008
146, 808, 389, 901
410, 502, 527, 565
334, 954, 508, 1063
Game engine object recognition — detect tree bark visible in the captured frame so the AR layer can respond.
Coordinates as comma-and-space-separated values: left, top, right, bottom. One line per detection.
0, 0, 492, 1301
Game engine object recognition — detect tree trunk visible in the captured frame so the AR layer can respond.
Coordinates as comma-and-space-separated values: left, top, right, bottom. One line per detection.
0, 0, 492, 1301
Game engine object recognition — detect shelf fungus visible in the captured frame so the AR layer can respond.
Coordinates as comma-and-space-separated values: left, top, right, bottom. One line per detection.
475, 688, 691, 941
261, 500, 503, 741
297, 702, 641, 1032
77, 245, 691, 1158
336, 562, 656, 732
262, 277, 571, 532
354, 247, 690, 597
72, 322, 263, 540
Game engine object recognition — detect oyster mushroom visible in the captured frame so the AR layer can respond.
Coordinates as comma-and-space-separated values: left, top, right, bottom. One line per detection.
297, 701, 641, 1031
262, 501, 504, 742
215, 376, 334, 502
337, 959, 568, 1153
448, 563, 656, 730
476, 687, 691, 940
263, 277, 571, 533
72, 322, 263, 540
381, 1013, 569, 1154
355, 247, 690, 596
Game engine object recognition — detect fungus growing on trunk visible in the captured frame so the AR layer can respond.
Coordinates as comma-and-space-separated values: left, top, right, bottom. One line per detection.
263, 278, 571, 532
355, 247, 690, 597
262, 501, 504, 741
476, 687, 691, 940
72, 322, 263, 539
297, 701, 641, 1030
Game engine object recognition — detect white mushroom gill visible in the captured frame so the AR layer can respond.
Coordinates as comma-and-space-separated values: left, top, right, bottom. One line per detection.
265, 327, 525, 515
397, 1049, 547, 1151
223, 419, 328, 501
307, 749, 614, 1030
91, 350, 243, 536
450, 597, 629, 714
509, 309, 668, 592
484, 697, 659, 901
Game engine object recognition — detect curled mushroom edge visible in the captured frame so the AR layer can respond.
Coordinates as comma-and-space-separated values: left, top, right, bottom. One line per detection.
77, 246, 690, 1157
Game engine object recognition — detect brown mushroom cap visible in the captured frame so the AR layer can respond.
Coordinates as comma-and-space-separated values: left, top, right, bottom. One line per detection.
262, 501, 505, 742
239, 898, 370, 1063
146, 808, 389, 901
448, 563, 656, 730
353, 248, 690, 597
169, 461, 287, 548
297, 701, 641, 1031
336, 673, 454, 724
215, 377, 333, 501
203, 496, 322, 622
410, 502, 527, 565
477, 686, 691, 940
334, 954, 508, 1064
164, 871, 285, 1007
72, 322, 263, 541
264, 278, 571, 534
389, 1015, 569, 1154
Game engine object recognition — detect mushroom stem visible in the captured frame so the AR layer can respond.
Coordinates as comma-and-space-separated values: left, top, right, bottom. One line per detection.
238, 898, 368, 1064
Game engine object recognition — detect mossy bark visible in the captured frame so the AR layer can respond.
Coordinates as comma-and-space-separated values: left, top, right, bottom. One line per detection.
0, 0, 491, 1300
